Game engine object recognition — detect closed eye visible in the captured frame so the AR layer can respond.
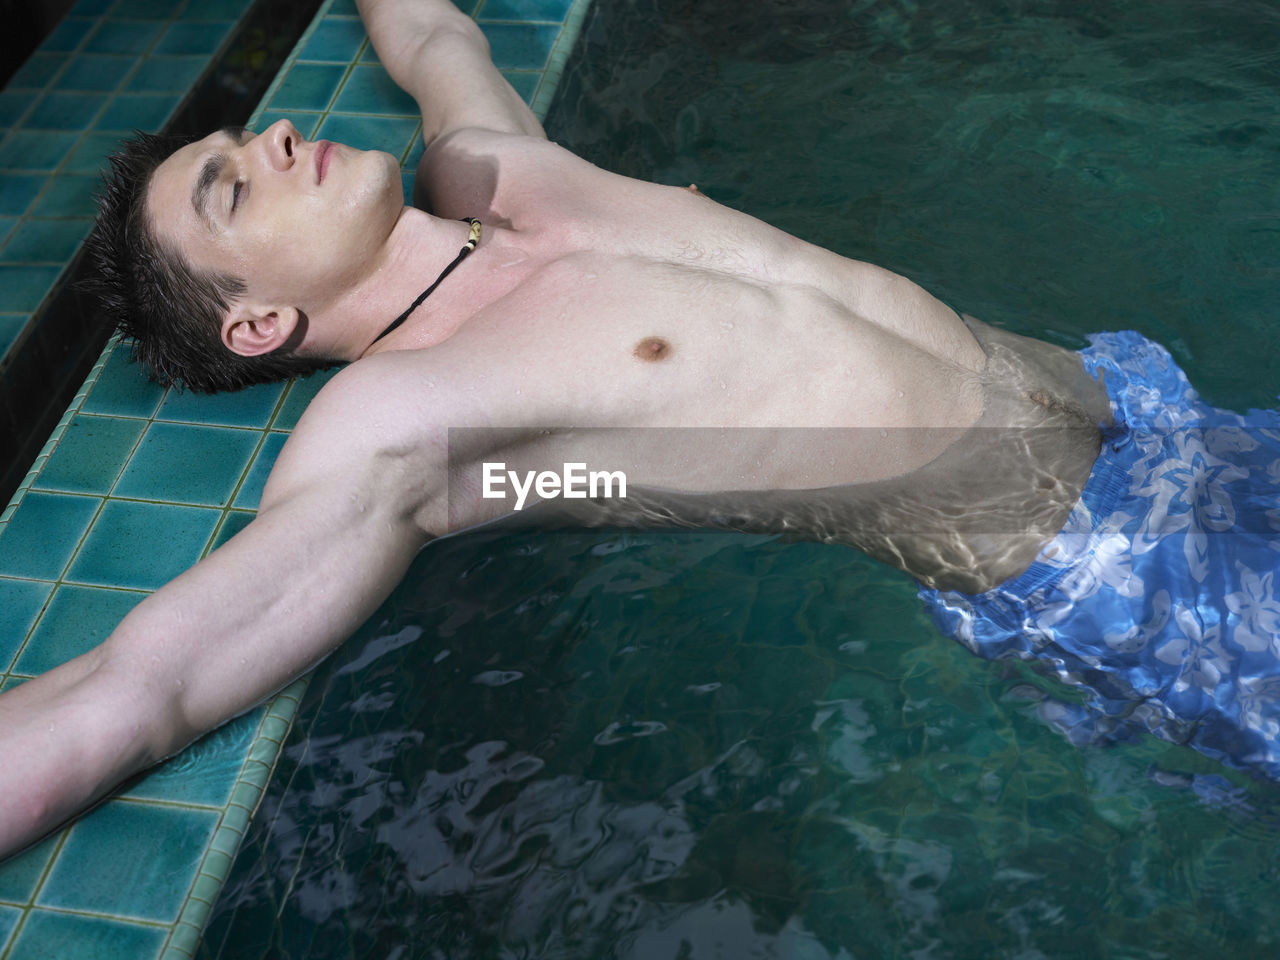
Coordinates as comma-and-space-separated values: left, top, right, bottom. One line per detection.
231, 180, 245, 213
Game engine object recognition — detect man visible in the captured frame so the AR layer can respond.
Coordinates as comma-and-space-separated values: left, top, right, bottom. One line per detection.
1, 0, 1277, 858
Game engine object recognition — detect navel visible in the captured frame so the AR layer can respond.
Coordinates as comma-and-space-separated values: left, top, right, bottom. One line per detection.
633, 336, 672, 362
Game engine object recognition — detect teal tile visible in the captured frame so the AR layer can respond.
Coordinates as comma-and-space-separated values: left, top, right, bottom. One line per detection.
329, 0, 359, 13
29, 173, 98, 216
42, 16, 97, 53
0, 218, 92, 263
80, 343, 169, 418
330, 64, 418, 115
63, 132, 129, 174
123, 707, 261, 805
182, 0, 252, 17
0, 830, 59, 902
126, 56, 207, 93
158, 378, 285, 427
0, 130, 81, 170
94, 92, 181, 131
0, 578, 55, 671
38, 800, 218, 921
316, 113, 420, 156
8, 908, 167, 959
52, 54, 134, 92
85, 19, 165, 55
114, 422, 259, 505
403, 131, 426, 169
0, 492, 101, 580
233, 431, 287, 509
0, 174, 46, 216
0, 217, 14, 245
70, 0, 112, 13
271, 366, 341, 430
502, 69, 540, 105
7, 54, 64, 89
0, 92, 33, 127
209, 509, 254, 550
12, 584, 146, 675
401, 168, 413, 204
32, 415, 147, 494
0, 906, 16, 954
65, 499, 220, 590
113, 0, 183, 15
251, 110, 321, 139
155, 20, 233, 56
479, 0, 574, 19
25, 91, 107, 130
298, 17, 368, 61
481, 21, 559, 69
0, 264, 62, 310
269, 62, 348, 111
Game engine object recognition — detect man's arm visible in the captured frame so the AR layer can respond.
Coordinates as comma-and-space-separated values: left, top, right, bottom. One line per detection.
0, 369, 439, 858
357, 0, 545, 143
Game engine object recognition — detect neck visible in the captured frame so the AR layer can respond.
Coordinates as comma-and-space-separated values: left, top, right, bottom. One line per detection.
303, 206, 481, 360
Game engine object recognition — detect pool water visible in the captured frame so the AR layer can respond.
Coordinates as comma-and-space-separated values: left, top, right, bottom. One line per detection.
200, 1, 1280, 957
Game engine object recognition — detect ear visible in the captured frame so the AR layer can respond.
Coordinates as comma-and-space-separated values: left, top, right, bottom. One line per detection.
221, 303, 300, 357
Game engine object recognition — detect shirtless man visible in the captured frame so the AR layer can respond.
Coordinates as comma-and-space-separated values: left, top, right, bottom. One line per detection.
1, 0, 1276, 858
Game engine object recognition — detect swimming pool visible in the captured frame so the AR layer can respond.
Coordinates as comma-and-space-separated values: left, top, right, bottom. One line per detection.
200, 0, 1280, 956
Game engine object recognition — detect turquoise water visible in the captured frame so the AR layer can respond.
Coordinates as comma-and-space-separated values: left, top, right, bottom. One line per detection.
201, 1, 1280, 957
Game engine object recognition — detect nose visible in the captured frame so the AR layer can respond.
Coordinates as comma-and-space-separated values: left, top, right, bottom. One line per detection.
258, 118, 301, 172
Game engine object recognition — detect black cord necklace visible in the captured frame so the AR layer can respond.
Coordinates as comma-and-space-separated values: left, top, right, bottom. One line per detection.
371, 217, 482, 344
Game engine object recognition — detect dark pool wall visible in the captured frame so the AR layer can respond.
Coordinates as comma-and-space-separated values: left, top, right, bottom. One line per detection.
0, 0, 78, 88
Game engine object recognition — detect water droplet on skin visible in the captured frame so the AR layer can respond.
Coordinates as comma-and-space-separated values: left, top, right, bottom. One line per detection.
879, 429, 887, 438
897, 390, 904, 398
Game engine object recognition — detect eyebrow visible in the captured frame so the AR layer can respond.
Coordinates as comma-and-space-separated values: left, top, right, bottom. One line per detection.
190, 125, 248, 229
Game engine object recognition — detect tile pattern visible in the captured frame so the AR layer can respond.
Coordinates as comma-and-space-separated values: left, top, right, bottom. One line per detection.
0, 0, 593, 958
0, 0, 245, 365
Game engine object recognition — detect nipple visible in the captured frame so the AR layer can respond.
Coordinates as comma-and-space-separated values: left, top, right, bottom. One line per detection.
634, 337, 672, 362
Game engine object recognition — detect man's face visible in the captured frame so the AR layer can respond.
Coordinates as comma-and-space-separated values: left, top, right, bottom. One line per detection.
146, 120, 404, 318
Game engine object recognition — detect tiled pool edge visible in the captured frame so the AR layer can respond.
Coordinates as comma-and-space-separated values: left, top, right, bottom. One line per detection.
0, 335, 116, 529
0, 1, 595, 958
530, 0, 593, 119
159, 677, 307, 960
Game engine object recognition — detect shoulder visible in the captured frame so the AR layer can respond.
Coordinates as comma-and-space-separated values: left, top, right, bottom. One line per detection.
415, 129, 619, 224
258, 353, 457, 530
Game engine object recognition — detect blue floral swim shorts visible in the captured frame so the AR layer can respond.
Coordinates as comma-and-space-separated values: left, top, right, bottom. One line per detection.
919, 331, 1280, 778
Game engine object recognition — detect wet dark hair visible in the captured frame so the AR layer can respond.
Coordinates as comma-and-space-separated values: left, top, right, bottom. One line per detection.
85, 130, 337, 394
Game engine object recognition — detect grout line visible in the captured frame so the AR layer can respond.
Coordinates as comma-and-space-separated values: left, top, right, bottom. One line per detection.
0, 334, 118, 528
531, 0, 593, 120
246, 0, 339, 129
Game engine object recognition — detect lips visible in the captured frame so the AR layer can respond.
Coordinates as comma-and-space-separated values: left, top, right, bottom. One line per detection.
315, 141, 332, 183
